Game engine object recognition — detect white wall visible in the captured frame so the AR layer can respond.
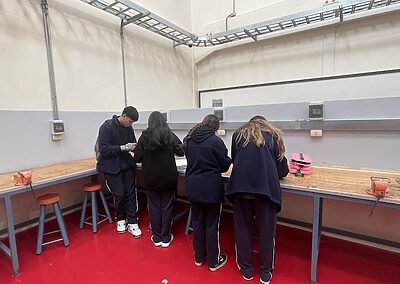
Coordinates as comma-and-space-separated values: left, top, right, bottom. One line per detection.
0, 0, 51, 111
0, 0, 194, 112
192, 0, 400, 92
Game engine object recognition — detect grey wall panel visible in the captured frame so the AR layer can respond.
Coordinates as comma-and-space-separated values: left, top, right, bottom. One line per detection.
284, 131, 400, 170
0, 110, 113, 173
170, 108, 214, 122
225, 102, 310, 121
221, 130, 400, 170
324, 97, 400, 119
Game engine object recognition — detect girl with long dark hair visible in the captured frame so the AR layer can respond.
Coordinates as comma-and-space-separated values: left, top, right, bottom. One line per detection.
134, 111, 184, 248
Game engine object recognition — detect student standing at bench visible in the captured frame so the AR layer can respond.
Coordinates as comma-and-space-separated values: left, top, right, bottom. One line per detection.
134, 111, 184, 248
226, 116, 289, 284
184, 114, 232, 271
96, 106, 142, 238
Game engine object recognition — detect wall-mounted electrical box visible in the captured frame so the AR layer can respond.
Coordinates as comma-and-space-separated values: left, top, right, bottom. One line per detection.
161, 112, 169, 123
50, 120, 65, 141
309, 102, 324, 120
214, 109, 224, 121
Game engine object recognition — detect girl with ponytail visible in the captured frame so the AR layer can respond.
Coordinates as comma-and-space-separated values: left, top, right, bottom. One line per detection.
184, 114, 232, 271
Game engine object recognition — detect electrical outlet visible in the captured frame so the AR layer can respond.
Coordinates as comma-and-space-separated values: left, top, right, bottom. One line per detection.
216, 129, 226, 136
310, 130, 323, 137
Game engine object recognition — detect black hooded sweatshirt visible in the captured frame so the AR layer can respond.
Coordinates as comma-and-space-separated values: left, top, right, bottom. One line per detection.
185, 125, 232, 203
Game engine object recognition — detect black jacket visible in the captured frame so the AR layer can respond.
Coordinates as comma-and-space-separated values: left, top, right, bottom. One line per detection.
134, 130, 184, 191
96, 115, 137, 174
185, 126, 232, 203
226, 131, 289, 212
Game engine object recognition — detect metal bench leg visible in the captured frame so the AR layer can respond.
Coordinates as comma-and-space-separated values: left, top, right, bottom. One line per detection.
79, 192, 88, 229
36, 205, 46, 255
53, 202, 70, 247
5, 196, 20, 274
98, 190, 113, 223
311, 196, 323, 284
185, 207, 192, 235
91, 191, 98, 233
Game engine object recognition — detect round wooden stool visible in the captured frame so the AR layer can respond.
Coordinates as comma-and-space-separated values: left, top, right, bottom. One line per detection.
36, 193, 69, 255
79, 182, 112, 233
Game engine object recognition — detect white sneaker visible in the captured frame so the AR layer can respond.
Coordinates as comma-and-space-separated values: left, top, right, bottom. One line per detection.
116, 220, 127, 233
128, 223, 142, 238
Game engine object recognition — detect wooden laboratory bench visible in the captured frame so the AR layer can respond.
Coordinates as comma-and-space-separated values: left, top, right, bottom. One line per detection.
0, 158, 97, 276
1, 158, 399, 283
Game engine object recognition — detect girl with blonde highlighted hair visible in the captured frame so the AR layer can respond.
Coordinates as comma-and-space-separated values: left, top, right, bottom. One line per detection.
226, 115, 289, 283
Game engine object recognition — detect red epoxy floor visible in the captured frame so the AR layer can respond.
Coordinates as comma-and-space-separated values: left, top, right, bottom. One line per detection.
1, 198, 399, 284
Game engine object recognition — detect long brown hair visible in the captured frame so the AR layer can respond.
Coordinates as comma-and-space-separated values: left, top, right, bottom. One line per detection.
235, 116, 286, 161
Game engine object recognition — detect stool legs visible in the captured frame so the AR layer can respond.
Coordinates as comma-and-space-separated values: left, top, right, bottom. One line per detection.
53, 202, 70, 247
36, 205, 46, 255
80, 190, 113, 233
36, 202, 69, 255
91, 191, 98, 233
79, 192, 89, 229
98, 190, 113, 223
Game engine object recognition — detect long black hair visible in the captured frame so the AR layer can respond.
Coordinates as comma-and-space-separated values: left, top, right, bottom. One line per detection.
145, 111, 173, 151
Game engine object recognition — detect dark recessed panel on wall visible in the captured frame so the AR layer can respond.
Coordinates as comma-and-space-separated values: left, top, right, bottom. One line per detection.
214, 109, 224, 121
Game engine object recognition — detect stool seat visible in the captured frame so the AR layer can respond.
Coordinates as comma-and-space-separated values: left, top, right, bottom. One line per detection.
83, 182, 102, 192
37, 193, 61, 205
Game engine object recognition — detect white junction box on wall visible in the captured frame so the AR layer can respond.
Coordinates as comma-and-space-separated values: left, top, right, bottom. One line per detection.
50, 120, 65, 141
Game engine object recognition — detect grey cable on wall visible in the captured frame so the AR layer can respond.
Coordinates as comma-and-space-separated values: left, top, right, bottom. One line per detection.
41, 0, 59, 120
120, 19, 128, 107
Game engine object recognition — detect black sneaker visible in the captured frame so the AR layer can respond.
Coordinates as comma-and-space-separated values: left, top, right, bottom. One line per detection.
209, 254, 228, 272
194, 260, 203, 267
260, 273, 272, 284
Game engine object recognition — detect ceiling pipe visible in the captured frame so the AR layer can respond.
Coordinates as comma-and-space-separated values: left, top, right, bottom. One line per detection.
225, 0, 236, 31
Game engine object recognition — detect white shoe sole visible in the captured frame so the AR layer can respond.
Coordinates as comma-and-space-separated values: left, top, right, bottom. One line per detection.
151, 236, 162, 247
161, 235, 174, 248
128, 230, 142, 238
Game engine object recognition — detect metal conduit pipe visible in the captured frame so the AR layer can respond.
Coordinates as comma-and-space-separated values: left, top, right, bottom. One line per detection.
120, 19, 128, 107
225, 0, 236, 31
41, 0, 59, 120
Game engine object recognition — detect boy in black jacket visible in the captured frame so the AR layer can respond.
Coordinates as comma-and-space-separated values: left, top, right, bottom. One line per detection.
96, 106, 142, 238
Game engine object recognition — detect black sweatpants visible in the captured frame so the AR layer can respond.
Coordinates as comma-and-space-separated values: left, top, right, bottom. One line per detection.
233, 197, 277, 280
105, 169, 138, 224
147, 189, 176, 243
191, 202, 222, 267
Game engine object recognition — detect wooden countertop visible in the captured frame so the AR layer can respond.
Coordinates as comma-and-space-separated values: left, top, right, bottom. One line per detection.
0, 158, 97, 195
1, 159, 399, 203
223, 164, 400, 203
